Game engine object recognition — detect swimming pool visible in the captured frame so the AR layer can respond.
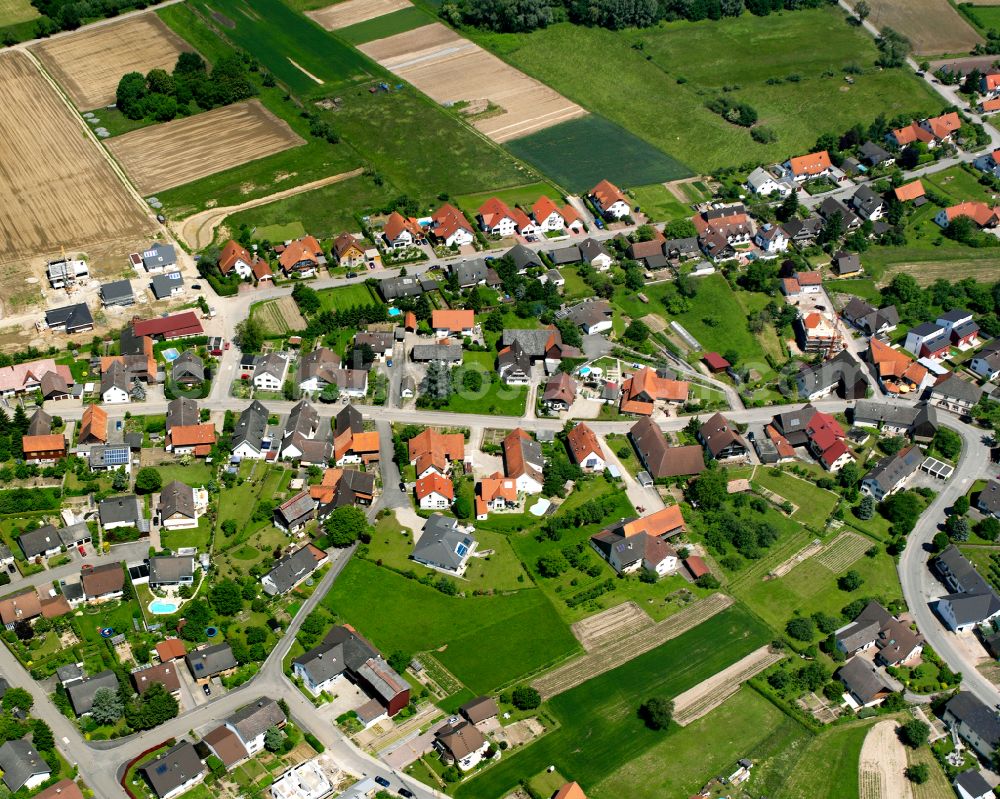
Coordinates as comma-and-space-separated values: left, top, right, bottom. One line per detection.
578, 366, 591, 376
388, 307, 401, 317
149, 599, 180, 615
162, 348, 180, 362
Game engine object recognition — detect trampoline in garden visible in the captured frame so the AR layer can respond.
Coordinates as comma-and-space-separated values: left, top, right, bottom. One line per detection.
99, 628, 114, 638
206, 626, 218, 638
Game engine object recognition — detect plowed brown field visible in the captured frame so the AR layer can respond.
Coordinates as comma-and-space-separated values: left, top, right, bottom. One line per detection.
106, 100, 305, 195
0, 52, 151, 264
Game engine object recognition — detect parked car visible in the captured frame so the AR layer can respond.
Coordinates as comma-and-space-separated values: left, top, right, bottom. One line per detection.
387, 358, 393, 367
374, 776, 390, 788
77, 545, 86, 555
399, 789, 414, 798
347, 271, 358, 278
202, 684, 211, 696
191, 284, 201, 290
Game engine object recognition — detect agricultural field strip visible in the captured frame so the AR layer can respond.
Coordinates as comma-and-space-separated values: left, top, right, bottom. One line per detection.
31, 13, 191, 109
106, 99, 305, 194
255, 296, 307, 336
858, 719, 913, 799
308, 0, 411, 29
570, 601, 654, 652
672, 645, 785, 725
815, 531, 870, 572
727, 527, 813, 590
842, 0, 981, 55
770, 539, 824, 579
358, 23, 586, 142
532, 593, 734, 699
0, 51, 153, 261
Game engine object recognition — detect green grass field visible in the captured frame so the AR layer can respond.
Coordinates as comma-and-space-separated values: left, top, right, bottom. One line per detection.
964, 5, 1000, 33
318, 283, 380, 311
474, 7, 943, 172
338, 6, 434, 43
0, 0, 39, 25
456, 180, 562, 218
780, 721, 872, 799
256, 221, 307, 241
733, 544, 902, 632
752, 468, 840, 531
505, 113, 692, 192
190, 0, 376, 93
591, 687, 810, 799
448, 350, 528, 416
324, 559, 579, 692
455, 605, 772, 798
629, 183, 692, 223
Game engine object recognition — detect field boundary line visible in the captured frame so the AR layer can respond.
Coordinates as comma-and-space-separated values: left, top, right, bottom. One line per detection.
672, 645, 784, 726
532, 593, 733, 700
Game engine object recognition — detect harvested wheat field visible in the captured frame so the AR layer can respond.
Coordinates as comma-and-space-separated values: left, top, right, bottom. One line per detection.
33, 14, 192, 110
359, 23, 585, 142
673, 645, 784, 725
309, 0, 411, 29
844, 0, 981, 55
0, 52, 152, 265
107, 100, 305, 195
859, 720, 912, 799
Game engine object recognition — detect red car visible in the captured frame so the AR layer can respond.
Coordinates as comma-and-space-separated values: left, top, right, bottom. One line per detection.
77, 545, 86, 555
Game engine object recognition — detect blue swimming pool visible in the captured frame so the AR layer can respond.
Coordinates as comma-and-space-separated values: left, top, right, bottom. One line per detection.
388, 307, 401, 317
161, 348, 180, 362
149, 599, 180, 614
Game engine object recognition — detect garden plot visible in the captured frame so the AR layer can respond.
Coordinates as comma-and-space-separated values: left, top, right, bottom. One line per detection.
32, 13, 192, 109
253, 296, 308, 336
768, 538, 823, 579
308, 0, 411, 29
571, 601, 653, 652
858, 720, 912, 799
358, 23, 586, 143
672, 645, 784, 726
533, 593, 733, 699
816, 532, 870, 572
0, 52, 153, 265
106, 100, 305, 194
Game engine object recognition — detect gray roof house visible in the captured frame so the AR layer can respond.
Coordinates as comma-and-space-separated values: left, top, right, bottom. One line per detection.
150, 271, 185, 300
841, 297, 899, 336
0, 739, 51, 792
412, 514, 477, 575
98, 494, 142, 530
794, 349, 868, 401
929, 373, 982, 412
850, 186, 885, 220
378, 275, 438, 301
548, 245, 581, 265
57, 522, 89, 548
945, 692, 1000, 759
834, 601, 893, 655
411, 343, 463, 363
45, 303, 94, 334
149, 556, 195, 587
171, 351, 204, 386
831, 251, 862, 276
851, 400, 937, 442
158, 482, 196, 526
836, 657, 892, 708
859, 140, 894, 166
66, 669, 120, 715
450, 258, 488, 287
166, 397, 199, 433
579, 237, 612, 267
141, 243, 177, 272
138, 741, 206, 799
185, 643, 237, 680
232, 400, 269, 457
27, 409, 51, 436
979, 480, 1000, 518
261, 545, 327, 595
226, 698, 286, 748
505, 244, 541, 272
100, 279, 135, 307
934, 545, 1000, 632
954, 770, 995, 799
861, 445, 922, 500
18, 525, 63, 559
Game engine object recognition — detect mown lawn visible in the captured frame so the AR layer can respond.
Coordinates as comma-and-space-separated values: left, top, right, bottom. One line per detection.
445, 351, 527, 416
455, 605, 772, 798
591, 687, 810, 799
338, 6, 436, 44
629, 183, 692, 223
779, 720, 874, 799
752, 468, 840, 531
156, 461, 215, 487
472, 7, 942, 173
324, 559, 579, 692
161, 516, 213, 551
318, 283, 380, 311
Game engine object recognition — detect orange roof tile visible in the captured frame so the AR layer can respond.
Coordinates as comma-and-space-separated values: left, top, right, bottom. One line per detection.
219, 240, 253, 275
168, 424, 217, 447
532, 195, 560, 222
408, 429, 465, 474
926, 111, 961, 140
404, 311, 417, 331
431, 204, 472, 241
566, 422, 603, 465
621, 505, 685, 538
22, 434, 65, 454
590, 179, 628, 209
554, 782, 587, 799
415, 472, 453, 501
80, 404, 108, 443
983, 98, 1000, 113
384, 211, 423, 242
943, 201, 997, 227
893, 180, 925, 202
795, 270, 822, 285
432, 309, 475, 332
789, 150, 832, 177
156, 638, 187, 661
478, 197, 515, 229
278, 236, 322, 272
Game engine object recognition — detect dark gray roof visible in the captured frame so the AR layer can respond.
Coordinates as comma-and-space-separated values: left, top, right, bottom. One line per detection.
910, 321, 945, 339
45, 303, 93, 332
98, 494, 141, 526
101, 279, 134, 304
378, 275, 436, 300
57, 522, 89, 548
939, 308, 972, 324
326, 469, 375, 508
946, 692, 1000, 751
66, 669, 119, 715
941, 591, 1000, 626
18, 525, 61, 558
150, 271, 184, 300
505, 244, 541, 272
335, 404, 363, 438
863, 446, 922, 493
171, 351, 204, 383
0, 739, 50, 791
931, 373, 982, 404
859, 140, 893, 164
89, 445, 130, 471
149, 556, 194, 584
263, 546, 321, 595
139, 741, 205, 799
501, 329, 554, 357
664, 237, 700, 256
411, 343, 463, 362
548, 246, 581, 265
981, 480, 1000, 516
836, 657, 890, 704
498, 340, 530, 376
166, 397, 199, 432
226, 698, 285, 743
835, 601, 893, 652
185, 643, 237, 678
954, 770, 994, 797
412, 514, 475, 571
253, 352, 286, 381
27, 409, 52, 436
56, 664, 84, 685
284, 399, 320, 441
451, 258, 487, 286
852, 400, 937, 433
579, 237, 610, 262
141, 243, 176, 270
101, 360, 129, 396
293, 625, 379, 685
564, 299, 613, 331
851, 186, 884, 217
832, 251, 862, 275
795, 350, 868, 399
232, 400, 269, 453
937, 544, 990, 594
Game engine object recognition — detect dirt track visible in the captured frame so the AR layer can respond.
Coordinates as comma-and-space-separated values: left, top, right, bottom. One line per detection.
174, 168, 363, 249
308, 0, 412, 29
672, 645, 783, 725
107, 100, 305, 195
533, 593, 733, 700
359, 23, 585, 142
32, 13, 191, 109
0, 51, 153, 263
858, 720, 912, 799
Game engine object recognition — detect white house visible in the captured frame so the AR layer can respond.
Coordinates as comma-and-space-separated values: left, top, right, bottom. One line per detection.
101, 362, 131, 404
971, 341, 1000, 381
745, 166, 793, 197
754, 224, 788, 255
567, 423, 606, 473
225, 699, 286, 757
974, 149, 1000, 179
477, 198, 519, 236
590, 179, 631, 219
415, 473, 453, 510
252, 353, 287, 392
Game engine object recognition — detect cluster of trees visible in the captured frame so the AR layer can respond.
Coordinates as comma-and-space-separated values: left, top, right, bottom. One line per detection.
875, 27, 912, 69
116, 52, 257, 122
541, 492, 618, 539
321, 507, 372, 548
446, 0, 832, 33
24, 0, 168, 41
702, 507, 779, 560
705, 95, 758, 128
536, 541, 603, 578
0, 404, 30, 463
638, 697, 673, 730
